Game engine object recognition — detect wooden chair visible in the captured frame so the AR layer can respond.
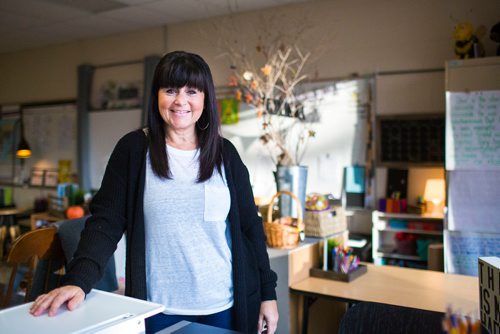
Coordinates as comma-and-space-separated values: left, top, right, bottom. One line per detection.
1, 227, 65, 309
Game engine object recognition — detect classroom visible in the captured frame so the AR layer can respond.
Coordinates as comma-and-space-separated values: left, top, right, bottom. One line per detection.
0, 0, 499, 333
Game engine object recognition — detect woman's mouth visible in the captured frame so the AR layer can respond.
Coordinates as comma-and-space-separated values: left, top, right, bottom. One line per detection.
170, 109, 190, 114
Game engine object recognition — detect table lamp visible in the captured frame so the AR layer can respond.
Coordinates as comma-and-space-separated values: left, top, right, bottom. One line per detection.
423, 179, 445, 215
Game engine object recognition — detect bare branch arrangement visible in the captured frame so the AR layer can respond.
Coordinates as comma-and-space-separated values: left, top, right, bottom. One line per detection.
215, 12, 323, 166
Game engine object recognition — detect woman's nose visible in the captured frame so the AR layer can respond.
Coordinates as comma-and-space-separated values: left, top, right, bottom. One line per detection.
174, 92, 187, 105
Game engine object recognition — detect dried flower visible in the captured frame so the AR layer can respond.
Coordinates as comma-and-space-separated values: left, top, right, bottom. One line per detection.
261, 64, 272, 76
235, 89, 242, 101
228, 76, 238, 87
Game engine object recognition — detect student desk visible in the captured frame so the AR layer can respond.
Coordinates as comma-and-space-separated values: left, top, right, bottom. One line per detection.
290, 263, 479, 334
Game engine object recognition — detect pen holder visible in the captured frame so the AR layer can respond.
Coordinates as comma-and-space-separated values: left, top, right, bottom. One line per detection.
310, 264, 367, 282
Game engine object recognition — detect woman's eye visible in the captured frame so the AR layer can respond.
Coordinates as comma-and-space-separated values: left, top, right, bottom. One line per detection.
187, 88, 199, 95
163, 88, 176, 94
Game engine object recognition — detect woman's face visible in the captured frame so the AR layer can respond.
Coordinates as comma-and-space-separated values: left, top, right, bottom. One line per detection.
158, 86, 205, 133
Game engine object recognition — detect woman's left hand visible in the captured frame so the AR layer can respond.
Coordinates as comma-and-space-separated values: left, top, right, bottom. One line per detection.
258, 300, 279, 333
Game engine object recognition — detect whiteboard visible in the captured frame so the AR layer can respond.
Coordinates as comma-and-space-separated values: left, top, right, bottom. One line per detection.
445, 90, 500, 170
24, 103, 77, 173
444, 230, 500, 276
88, 109, 142, 190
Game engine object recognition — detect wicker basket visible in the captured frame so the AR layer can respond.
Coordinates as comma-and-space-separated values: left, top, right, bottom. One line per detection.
304, 205, 347, 237
264, 191, 304, 249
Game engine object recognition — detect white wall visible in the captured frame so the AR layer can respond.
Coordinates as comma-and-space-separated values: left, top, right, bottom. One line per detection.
0, 28, 165, 104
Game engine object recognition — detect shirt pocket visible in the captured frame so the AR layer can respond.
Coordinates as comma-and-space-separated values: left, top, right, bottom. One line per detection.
204, 181, 230, 222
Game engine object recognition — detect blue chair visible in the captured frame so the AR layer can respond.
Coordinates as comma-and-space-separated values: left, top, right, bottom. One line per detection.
53, 216, 118, 292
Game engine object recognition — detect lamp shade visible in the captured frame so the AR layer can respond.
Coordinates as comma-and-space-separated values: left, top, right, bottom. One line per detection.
423, 179, 445, 203
16, 136, 32, 158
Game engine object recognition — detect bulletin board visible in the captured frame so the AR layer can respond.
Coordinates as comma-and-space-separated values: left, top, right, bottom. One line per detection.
376, 114, 445, 167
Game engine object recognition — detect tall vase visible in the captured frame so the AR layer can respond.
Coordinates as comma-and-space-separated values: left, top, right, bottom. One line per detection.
274, 165, 308, 219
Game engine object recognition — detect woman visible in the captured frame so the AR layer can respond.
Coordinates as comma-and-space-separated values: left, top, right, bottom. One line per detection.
30, 51, 279, 334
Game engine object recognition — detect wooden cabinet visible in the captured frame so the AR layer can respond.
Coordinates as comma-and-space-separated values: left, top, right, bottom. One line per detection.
372, 211, 443, 269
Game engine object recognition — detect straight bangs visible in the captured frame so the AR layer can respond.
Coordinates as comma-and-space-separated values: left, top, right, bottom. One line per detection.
157, 60, 207, 92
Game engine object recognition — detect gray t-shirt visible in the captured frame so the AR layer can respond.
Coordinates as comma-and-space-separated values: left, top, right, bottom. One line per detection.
144, 145, 233, 315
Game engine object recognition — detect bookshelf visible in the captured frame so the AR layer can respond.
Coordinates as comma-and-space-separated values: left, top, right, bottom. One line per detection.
372, 211, 443, 269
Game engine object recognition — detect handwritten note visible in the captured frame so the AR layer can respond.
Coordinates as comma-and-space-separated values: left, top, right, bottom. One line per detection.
444, 230, 500, 276
446, 90, 500, 170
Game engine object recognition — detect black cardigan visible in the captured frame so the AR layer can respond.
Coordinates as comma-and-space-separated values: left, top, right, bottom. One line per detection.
64, 129, 277, 333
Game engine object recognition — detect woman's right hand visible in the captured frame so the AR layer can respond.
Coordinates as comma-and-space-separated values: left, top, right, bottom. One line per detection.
29, 285, 85, 317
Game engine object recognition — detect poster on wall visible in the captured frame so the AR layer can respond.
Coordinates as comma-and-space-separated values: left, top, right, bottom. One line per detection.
445, 90, 500, 170
447, 170, 500, 233
218, 98, 240, 125
444, 230, 500, 276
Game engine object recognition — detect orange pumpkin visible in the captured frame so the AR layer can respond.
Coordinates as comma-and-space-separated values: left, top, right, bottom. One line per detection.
66, 205, 85, 219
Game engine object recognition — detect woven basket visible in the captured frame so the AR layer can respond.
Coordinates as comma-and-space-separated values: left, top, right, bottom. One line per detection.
304, 205, 347, 237
264, 191, 304, 249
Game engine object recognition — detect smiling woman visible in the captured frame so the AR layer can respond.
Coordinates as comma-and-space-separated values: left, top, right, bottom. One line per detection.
29, 51, 279, 334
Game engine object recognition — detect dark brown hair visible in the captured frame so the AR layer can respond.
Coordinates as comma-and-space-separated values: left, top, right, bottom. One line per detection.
147, 51, 222, 182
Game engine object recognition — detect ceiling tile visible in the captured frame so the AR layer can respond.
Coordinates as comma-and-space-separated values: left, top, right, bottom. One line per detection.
0, 0, 311, 54
62, 15, 140, 39
99, 6, 177, 26
0, 0, 87, 21
114, 0, 158, 5
0, 12, 48, 34
143, 0, 229, 21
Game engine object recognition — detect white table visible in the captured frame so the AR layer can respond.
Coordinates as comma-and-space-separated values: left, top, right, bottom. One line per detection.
0, 289, 164, 334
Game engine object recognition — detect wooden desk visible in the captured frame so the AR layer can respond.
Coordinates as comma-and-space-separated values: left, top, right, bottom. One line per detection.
290, 263, 479, 334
